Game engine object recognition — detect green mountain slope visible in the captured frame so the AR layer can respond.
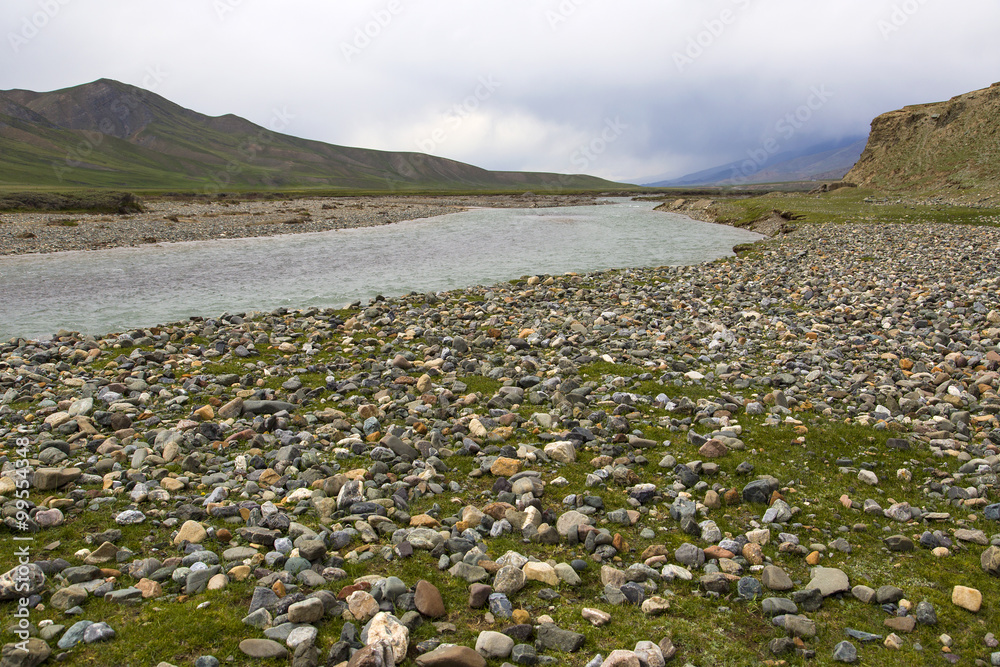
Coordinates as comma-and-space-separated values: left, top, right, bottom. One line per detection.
0, 79, 621, 192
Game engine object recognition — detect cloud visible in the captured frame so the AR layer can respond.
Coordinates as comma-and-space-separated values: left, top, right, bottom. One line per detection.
3, 0, 998, 182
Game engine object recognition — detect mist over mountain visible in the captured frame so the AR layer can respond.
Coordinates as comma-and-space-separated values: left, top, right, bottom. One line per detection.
640, 136, 866, 188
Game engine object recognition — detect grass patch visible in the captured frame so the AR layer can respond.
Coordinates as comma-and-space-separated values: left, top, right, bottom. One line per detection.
711, 188, 1000, 227
0, 191, 144, 215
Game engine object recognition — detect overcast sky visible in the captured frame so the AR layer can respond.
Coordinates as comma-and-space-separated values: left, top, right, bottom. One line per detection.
3, 0, 999, 183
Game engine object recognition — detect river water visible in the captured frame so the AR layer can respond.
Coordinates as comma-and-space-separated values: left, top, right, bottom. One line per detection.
0, 200, 761, 340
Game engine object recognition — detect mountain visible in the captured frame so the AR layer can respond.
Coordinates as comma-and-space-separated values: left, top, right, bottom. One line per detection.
845, 82, 1000, 191
0, 79, 620, 191
643, 136, 866, 187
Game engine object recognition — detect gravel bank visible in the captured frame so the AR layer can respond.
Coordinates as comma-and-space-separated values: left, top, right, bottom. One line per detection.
0, 194, 605, 256
2, 220, 1000, 666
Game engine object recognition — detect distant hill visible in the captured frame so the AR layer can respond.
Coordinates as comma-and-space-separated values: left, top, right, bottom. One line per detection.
0, 79, 620, 191
845, 82, 1000, 191
644, 137, 866, 187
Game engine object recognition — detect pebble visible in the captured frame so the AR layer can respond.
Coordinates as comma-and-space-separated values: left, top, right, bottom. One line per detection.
4, 216, 1000, 666
952, 586, 983, 612
832, 641, 858, 663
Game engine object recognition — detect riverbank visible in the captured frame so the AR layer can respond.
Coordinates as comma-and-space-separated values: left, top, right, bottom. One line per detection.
2, 219, 999, 666
0, 193, 605, 256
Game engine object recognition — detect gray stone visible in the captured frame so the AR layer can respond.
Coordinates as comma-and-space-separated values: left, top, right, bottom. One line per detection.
475, 631, 514, 659
488, 593, 513, 619
82, 622, 115, 644
57, 621, 93, 649
493, 566, 526, 595
238, 639, 288, 659
288, 598, 324, 624
845, 628, 882, 643
875, 585, 904, 604
674, 543, 705, 568
851, 585, 876, 604
186, 565, 220, 595
982, 546, 1000, 576
449, 562, 488, 583
737, 577, 763, 601
884, 535, 914, 552
104, 587, 143, 604
832, 641, 858, 663
762, 597, 797, 617
0, 564, 45, 600
783, 615, 816, 638
249, 586, 280, 614
761, 565, 793, 591
0, 638, 51, 667
806, 566, 849, 597
32, 467, 82, 490
536, 624, 585, 652
50, 585, 88, 610
742, 479, 777, 504
414, 646, 486, 667
915, 600, 938, 625
699, 573, 730, 594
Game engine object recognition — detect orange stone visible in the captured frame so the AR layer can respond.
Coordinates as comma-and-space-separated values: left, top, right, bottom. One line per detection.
806, 551, 822, 565
640, 545, 670, 560
258, 469, 281, 487
490, 457, 521, 477
742, 543, 764, 566
482, 503, 514, 520
136, 578, 162, 599
704, 545, 736, 560
192, 405, 214, 421
409, 514, 440, 528
512, 609, 531, 624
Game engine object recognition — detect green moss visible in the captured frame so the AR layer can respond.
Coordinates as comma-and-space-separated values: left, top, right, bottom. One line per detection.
459, 375, 503, 397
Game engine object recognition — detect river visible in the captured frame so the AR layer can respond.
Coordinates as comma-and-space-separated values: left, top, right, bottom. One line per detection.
0, 200, 761, 340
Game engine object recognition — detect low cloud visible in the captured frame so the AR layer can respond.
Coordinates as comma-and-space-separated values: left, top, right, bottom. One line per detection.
2, 0, 997, 182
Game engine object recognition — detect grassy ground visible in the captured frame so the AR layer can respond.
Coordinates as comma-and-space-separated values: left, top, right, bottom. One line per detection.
6, 352, 995, 665
708, 187, 1000, 228
4, 192, 1000, 665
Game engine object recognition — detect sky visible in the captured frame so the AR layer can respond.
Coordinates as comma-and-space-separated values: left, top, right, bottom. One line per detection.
2, 0, 999, 183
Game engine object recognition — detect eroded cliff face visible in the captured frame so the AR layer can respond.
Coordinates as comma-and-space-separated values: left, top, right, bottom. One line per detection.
845, 82, 1000, 191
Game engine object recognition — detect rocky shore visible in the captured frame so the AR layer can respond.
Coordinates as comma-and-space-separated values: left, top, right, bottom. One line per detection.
2, 219, 1000, 666
0, 194, 605, 256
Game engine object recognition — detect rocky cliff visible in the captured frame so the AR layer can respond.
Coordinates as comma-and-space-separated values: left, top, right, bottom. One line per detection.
845, 82, 1000, 191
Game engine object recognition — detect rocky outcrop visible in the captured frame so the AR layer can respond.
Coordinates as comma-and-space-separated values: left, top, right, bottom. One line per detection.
845, 82, 1000, 191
